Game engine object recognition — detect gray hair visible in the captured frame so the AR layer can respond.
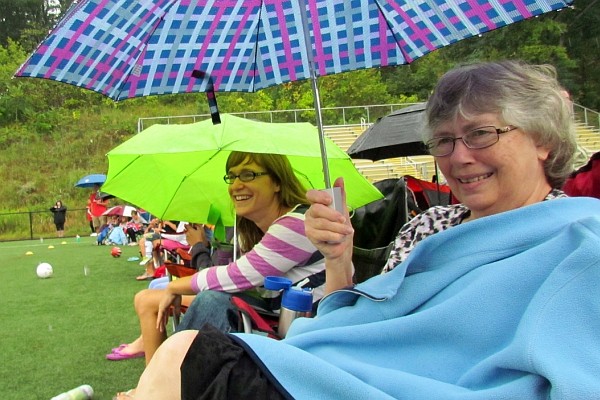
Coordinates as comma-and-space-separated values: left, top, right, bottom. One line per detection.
425, 60, 576, 188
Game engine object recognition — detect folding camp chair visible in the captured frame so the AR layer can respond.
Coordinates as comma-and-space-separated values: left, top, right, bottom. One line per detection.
165, 262, 197, 329
350, 178, 413, 282
403, 175, 453, 210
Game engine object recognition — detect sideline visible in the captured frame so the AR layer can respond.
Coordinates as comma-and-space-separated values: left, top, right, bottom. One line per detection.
0, 239, 90, 250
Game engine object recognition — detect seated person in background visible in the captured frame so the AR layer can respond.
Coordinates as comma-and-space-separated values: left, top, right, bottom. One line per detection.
131, 60, 600, 400
147, 223, 215, 291
106, 216, 129, 246
107, 223, 213, 361
112, 151, 326, 399
137, 219, 189, 280
96, 215, 119, 245
158, 220, 190, 252
137, 218, 160, 263
125, 210, 147, 245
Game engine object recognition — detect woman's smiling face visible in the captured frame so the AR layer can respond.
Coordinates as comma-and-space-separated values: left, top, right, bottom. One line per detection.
434, 114, 552, 220
227, 157, 281, 227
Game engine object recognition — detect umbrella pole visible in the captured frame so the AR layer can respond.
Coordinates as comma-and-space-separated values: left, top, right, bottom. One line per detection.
298, 0, 331, 189
233, 217, 238, 261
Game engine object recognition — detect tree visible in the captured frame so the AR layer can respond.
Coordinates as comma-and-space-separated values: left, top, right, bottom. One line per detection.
561, 0, 600, 109
0, 0, 65, 48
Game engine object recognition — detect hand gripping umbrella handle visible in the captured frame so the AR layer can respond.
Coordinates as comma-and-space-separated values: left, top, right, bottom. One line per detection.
322, 187, 343, 214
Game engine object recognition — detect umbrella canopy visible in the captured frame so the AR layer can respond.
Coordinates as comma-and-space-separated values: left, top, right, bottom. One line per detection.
102, 205, 137, 217
15, 0, 573, 187
75, 173, 106, 188
97, 191, 116, 200
100, 114, 382, 227
348, 103, 429, 160
15, 0, 573, 100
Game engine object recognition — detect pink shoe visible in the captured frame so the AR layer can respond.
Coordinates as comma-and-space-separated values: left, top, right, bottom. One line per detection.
111, 344, 127, 353
106, 348, 145, 361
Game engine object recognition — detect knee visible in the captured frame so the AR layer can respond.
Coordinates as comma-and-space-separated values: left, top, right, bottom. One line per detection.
162, 330, 199, 357
134, 289, 159, 315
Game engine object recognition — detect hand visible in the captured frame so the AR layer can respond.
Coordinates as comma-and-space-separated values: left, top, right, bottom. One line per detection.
305, 178, 355, 293
156, 289, 181, 333
185, 224, 206, 246
305, 178, 354, 260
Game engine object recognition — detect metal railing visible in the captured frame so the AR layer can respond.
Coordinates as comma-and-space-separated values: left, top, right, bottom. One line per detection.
138, 103, 421, 133
573, 103, 600, 131
139, 102, 600, 134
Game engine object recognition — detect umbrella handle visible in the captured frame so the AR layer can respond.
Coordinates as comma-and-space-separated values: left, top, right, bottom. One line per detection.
322, 187, 343, 214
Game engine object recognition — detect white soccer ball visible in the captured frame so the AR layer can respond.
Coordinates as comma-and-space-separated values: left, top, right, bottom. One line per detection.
36, 262, 53, 279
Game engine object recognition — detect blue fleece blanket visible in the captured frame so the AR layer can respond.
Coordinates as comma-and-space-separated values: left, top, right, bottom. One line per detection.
234, 197, 600, 399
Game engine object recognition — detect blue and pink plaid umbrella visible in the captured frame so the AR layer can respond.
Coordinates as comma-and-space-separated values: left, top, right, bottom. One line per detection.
15, 0, 573, 185
15, 0, 573, 99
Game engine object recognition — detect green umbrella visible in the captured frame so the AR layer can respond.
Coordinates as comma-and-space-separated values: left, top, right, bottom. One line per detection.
102, 114, 382, 227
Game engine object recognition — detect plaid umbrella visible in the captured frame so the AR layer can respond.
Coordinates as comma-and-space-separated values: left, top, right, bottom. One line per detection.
16, 0, 573, 186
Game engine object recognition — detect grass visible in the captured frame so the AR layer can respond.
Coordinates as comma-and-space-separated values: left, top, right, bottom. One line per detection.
0, 237, 160, 399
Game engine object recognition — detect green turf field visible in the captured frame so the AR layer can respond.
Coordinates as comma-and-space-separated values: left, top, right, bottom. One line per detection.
0, 237, 159, 399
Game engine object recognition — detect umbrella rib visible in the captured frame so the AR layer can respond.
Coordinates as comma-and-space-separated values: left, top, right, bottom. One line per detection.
105, 155, 142, 188
158, 149, 224, 220
114, 2, 179, 101
373, 1, 413, 63
249, 2, 265, 93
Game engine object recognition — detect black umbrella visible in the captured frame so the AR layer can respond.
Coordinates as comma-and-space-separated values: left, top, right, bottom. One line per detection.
348, 103, 428, 160
97, 192, 116, 200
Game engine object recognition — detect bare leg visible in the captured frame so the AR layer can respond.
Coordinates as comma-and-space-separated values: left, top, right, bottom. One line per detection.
134, 289, 196, 364
134, 289, 168, 365
134, 330, 198, 400
151, 239, 163, 267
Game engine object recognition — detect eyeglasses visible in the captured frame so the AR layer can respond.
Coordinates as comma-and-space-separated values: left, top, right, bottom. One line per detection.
223, 171, 269, 184
426, 126, 518, 157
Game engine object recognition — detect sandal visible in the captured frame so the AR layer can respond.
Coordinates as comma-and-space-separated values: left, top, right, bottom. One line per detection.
135, 273, 154, 281
113, 389, 136, 399
111, 343, 127, 353
106, 348, 145, 361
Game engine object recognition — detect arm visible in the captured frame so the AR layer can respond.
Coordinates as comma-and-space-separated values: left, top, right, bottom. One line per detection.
156, 276, 196, 331
191, 209, 317, 293
305, 177, 355, 294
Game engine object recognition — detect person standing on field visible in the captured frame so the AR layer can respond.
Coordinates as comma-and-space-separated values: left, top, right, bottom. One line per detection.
49, 200, 67, 238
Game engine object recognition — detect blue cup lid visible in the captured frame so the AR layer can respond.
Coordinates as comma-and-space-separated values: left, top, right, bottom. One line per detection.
264, 276, 292, 291
282, 288, 313, 312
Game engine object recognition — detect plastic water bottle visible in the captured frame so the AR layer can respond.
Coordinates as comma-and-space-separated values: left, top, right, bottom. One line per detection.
50, 384, 94, 400
264, 276, 313, 337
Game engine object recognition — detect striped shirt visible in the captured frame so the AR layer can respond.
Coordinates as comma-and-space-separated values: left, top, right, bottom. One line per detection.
191, 205, 326, 303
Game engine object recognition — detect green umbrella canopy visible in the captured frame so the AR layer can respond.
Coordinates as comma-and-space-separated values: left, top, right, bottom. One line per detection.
102, 114, 382, 227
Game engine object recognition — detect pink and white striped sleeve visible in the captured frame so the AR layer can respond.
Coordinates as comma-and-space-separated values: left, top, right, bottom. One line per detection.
191, 212, 317, 293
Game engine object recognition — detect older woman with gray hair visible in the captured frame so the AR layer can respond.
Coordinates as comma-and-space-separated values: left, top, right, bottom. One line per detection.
126, 61, 600, 400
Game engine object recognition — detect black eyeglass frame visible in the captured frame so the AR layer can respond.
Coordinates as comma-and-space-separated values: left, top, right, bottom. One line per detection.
223, 171, 270, 184
426, 126, 518, 157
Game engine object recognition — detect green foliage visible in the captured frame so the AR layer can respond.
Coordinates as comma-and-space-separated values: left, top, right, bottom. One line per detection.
562, 0, 600, 109
0, 3, 598, 217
